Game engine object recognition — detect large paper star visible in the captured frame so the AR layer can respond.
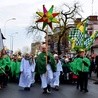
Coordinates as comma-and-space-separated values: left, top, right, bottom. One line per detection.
36, 5, 59, 30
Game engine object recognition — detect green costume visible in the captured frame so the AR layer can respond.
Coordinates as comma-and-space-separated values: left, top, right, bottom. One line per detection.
0, 58, 6, 74
10, 60, 20, 77
82, 57, 90, 72
36, 52, 56, 75
10, 60, 16, 77
15, 61, 20, 78
3, 55, 11, 71
69, 57, 90, 75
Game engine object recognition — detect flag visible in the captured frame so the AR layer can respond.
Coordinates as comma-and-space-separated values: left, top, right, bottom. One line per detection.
76, 18, 88, 34
69, 18, 98, 51
71, 39, 76, 49
84, 37, 93, 49
91, 31, 98, 39
84, 31, 98, 50
77, 22, 84, 33
0, 29, 4, 51
69, 28, 84, 50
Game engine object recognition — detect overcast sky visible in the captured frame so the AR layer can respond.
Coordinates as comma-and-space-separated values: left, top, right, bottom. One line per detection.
0, 0, 98, 52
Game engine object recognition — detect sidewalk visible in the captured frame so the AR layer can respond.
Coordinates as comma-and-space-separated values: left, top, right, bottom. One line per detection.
89, 72, 98, 81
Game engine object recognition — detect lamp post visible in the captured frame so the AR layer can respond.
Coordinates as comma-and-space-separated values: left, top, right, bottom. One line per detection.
9, 32, 18, 52
4, 18, 16, 36
3, 18, 16, 47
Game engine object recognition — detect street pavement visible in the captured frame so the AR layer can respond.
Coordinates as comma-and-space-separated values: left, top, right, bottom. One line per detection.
90, 72, 98, 81
0, 80, 98, 98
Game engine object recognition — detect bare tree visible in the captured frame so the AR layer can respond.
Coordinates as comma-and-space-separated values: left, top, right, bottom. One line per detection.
54, 2, 83, 55
28, 2, 82, 55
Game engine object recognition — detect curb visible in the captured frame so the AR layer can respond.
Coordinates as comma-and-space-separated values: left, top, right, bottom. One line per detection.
89, 78, 98, 81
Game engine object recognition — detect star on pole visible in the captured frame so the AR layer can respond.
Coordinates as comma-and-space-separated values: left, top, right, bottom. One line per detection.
36, 5, 59, 30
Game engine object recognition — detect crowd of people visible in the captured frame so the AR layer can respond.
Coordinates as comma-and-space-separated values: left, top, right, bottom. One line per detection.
0, 48, 21, 89
0, 45, 98, 94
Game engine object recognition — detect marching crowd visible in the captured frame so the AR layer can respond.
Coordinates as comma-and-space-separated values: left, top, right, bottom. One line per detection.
0, 44, 98, 94
0, 48, 21, 89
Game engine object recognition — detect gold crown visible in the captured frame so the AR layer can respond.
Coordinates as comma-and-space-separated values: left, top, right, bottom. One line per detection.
79, 49, 85, 52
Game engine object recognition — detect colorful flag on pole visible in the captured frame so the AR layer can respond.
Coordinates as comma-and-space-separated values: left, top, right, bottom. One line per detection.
84, 31, 98, 50
76, 18, 88, 34
69, 28, 84, 50
69, 28, 98, 51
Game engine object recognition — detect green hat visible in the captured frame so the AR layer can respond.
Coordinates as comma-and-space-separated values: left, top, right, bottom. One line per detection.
77, 49, 85, 53
79, 49, 85, 52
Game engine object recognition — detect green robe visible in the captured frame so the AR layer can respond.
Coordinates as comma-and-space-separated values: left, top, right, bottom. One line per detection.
15, 61, 20, 77
82, 57, 90, 72
10, 60, 20, 77
69, 57, 90, 75
0, 58, 6, 74
3, 55, 11, 70
10, 60, 16, 76
69, 58, 79, 75
36, 52, 56, 75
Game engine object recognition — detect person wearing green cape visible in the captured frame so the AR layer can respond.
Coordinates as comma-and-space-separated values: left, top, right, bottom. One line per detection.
10, 54, 20, 83
69, 49, 90, 92
36, 44, 56, 94
15, 55, 21, 82
0, 51, 6, 89
2, 48, 11, 86
51, 54, 62, 91
10, 55, 17, 82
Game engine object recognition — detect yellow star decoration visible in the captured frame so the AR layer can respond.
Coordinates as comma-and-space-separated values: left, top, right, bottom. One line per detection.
36, 5, 59, 30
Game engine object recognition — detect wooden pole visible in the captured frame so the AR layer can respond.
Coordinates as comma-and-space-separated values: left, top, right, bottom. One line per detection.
46, 26, 48, 65
92, 0, 94, 15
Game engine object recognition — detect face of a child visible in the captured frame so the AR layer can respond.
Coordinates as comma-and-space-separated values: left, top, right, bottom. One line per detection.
25, 53, 30, 58
13, 55, 17, 61
79, 51, 85, 57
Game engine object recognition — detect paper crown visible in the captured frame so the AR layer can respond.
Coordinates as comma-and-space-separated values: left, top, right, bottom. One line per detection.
54, 54, 58, 57
78, 49, 85, 52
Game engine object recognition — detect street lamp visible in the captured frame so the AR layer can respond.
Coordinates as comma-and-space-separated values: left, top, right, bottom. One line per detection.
9, 32, 18, 52
4, 18, 16, 36
3, 18, 16, 47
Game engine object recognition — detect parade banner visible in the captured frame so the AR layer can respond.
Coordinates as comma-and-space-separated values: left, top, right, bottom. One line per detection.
69, 18, 98, 51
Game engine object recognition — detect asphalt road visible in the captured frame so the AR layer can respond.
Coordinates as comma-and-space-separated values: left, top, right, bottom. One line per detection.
0, 80, 98, 98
